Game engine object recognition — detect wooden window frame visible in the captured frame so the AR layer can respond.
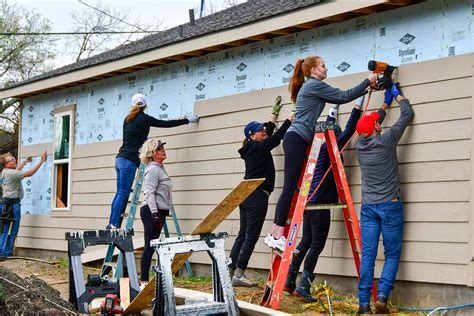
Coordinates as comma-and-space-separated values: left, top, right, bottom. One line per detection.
52, 109, 74, 211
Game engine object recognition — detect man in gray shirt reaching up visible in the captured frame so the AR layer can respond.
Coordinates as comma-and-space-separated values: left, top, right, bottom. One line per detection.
355, 83, 414, 314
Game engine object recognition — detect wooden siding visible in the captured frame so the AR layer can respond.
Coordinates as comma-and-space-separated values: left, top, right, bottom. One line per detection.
16, 53, 474, 287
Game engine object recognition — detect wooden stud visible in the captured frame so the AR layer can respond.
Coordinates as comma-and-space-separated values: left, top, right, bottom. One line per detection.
120, 278, 131, 310
353, 6, 378, 14
322, 14, 346, 22
294, 21, 321, 30
201, 45, 225, 52
163, 55, 186, 61
246, 34, 269, 41
182, 50, 205, 57
268, 27, 293, 36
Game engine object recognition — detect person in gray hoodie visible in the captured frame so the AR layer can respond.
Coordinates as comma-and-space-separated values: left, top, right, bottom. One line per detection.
266, 56, 377, 251
355, 83, 414, 314
138, 138, 172, 287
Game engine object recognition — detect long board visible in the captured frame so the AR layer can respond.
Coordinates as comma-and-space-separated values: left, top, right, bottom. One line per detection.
124, 178, 264, 314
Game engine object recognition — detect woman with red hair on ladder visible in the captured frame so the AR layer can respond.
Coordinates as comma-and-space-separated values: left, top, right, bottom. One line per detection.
264, 56, 377, 251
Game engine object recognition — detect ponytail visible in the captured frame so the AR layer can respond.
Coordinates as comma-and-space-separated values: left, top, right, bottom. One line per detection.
289, 59, 305, 104
288, 56, 322, 104
126, 103, 143, 123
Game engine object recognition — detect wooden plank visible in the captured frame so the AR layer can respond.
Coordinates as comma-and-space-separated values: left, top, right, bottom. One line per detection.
124, 178, 264, 314
120, 278, 131, 310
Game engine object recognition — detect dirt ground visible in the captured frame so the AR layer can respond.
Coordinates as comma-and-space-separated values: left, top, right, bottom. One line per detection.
0, 257, 419, 315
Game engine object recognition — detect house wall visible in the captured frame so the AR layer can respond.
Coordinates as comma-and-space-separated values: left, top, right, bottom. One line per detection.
16, 54, 474, 293
17, 0, 473, 217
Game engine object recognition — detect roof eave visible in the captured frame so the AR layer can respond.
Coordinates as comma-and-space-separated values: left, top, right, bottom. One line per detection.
0, 0, 420, 99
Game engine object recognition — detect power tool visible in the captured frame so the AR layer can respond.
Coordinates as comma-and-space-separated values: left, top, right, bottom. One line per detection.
367, 60, 397, 90
100, 294, 123, 315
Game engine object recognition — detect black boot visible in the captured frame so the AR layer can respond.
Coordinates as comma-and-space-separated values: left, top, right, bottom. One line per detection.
284, 265, 298, 294
375, 296, 389, 314
293, 270, 317, 302
357, 304, 373, 314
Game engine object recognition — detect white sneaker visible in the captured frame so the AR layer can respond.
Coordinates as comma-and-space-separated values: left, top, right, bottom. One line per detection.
139, 282, 148, 291
264, 233, 286, 252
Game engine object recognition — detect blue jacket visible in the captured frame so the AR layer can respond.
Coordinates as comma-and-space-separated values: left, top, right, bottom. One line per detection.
308, 107, 361, 204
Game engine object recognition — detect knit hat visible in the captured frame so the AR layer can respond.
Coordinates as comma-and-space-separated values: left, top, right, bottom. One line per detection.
356, 111, 380, 138
132, 93, 147, 107
244, 121, 265, 138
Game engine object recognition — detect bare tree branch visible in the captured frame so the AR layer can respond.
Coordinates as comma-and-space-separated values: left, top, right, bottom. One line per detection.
0, 1, 55, 154
67, 0, 163, 61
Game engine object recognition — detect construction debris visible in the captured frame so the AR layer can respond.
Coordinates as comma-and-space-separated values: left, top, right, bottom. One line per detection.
0, 266, 76, 315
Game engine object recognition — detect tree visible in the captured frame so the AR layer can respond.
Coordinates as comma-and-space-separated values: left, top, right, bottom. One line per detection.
0, 0, 57, 155
66, 0, 163, 62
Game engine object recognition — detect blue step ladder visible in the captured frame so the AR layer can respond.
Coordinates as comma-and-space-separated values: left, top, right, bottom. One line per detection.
101, 163, 193, 278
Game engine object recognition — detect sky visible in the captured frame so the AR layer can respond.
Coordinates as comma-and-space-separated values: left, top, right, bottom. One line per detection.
14, 0, 246, 66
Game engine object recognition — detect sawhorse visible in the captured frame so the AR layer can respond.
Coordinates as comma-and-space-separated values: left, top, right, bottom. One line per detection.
152, 232, 239, 316
66, 228, 140, 313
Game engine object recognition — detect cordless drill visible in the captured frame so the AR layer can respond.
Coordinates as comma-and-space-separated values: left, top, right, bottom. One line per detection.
367, 60, 397, 90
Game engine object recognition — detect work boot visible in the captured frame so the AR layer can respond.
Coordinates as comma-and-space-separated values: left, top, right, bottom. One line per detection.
357, 303, 373, 314
375, 296, 389, 314
232, 275, 257, 287
284, 265, 298, 294
293, 270, 317, 302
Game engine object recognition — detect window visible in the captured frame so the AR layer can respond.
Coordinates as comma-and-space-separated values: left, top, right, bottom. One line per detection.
52, 111, 73, 210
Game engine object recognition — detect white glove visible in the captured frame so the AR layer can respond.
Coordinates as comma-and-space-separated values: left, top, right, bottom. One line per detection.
355, 95, 365, 109
186, 114, 199, 123
328, 104, 338, 119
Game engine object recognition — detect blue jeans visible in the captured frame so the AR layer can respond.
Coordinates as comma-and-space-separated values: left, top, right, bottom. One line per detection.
358, 198, 404, 305
109, 158, 138, 227
0, 202, 21, 257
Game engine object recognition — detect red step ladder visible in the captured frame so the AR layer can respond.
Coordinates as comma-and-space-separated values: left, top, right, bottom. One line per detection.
261, 121, 376, 310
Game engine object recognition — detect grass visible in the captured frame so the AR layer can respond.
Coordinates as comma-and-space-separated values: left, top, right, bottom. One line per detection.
173, 275, 213, 286
56, 258, 68, 269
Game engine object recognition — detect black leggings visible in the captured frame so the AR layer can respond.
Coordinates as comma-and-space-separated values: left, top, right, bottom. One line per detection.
229, 189, 269, 270
140, 205, 166, 282
292, 209, 331, 272
274, 131, 309, 227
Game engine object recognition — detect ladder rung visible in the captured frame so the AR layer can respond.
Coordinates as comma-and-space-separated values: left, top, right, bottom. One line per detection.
103, 262, 117, 267
305, 203, 347, 210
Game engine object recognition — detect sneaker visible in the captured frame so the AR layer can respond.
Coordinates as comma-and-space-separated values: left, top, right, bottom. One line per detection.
106, 224, 118, 230
139, 282, 148, 291
232, 275, 257, 287
357, 304, 372, 314
264, 233, 286, 252
293, 287, 317, 303
375, 296, 389, 314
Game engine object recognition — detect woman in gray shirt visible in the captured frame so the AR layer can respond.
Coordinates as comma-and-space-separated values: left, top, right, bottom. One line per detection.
266, 56, 377, 251
138, 138, 172, 287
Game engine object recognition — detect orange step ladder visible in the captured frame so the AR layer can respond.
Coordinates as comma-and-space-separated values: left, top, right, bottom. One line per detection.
261, 121, 376, 310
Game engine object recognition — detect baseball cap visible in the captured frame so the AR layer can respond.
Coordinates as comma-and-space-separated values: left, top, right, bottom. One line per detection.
155, 140, 166, 149
356, 111, 380, 138
132, 93, 147, 107
244, 121, 265, 138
